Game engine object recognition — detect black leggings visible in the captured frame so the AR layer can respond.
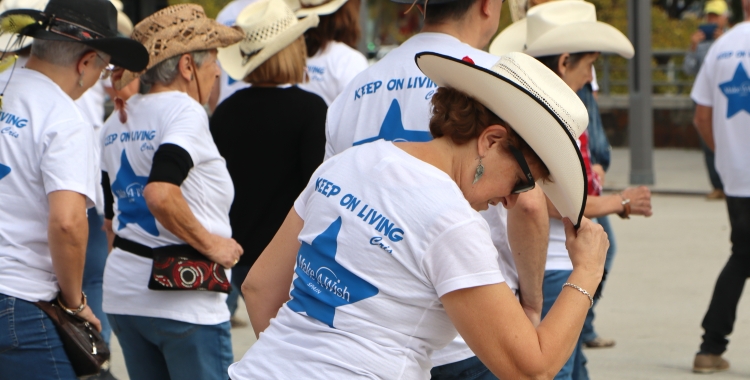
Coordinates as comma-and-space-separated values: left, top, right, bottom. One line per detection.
700, 196, 750, 354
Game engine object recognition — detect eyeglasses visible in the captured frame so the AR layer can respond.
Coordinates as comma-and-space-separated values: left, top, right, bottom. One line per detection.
95, 53, 114, 80
507, 144, 536, 194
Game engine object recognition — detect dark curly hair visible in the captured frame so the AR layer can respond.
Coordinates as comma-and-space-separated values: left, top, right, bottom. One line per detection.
429, 86, 550, 180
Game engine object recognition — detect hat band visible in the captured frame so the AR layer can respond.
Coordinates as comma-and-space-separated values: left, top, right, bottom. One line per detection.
46, 16, 105, 42
240, 47, 262, 66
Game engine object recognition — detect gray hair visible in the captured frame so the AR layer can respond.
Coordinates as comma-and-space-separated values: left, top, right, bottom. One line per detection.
140, 50, 211, 86
31, 39, 91, 66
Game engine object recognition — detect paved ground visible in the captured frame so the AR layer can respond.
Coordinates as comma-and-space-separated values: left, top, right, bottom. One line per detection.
108, 148, 750, 379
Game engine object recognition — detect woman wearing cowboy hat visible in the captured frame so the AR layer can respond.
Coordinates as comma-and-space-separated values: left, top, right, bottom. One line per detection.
210, 0, 326, 325
491, 1, 653, 378
229, 50, 609, 379
0, 0, 147, 378
296, 0, 369, 105
99, 5, 244, 380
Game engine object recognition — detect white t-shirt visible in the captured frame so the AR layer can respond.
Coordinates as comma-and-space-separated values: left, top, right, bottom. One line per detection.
591, 66, 599, 92
298, 41, 369, 105
0, 68, 97, 302
229, 140, 504, 380
691, 22, 750, 197
324, 32, 513, 366
216, 0, 257, 106
100, 91, 234, 325
545, 219, 571, 271
76, 80, 109, 213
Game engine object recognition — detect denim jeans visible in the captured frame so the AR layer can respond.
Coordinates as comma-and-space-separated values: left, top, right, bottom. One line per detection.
581, 215, 617, 343
542, 270, 588, 380
0, 294, 77, 379
226, 264, 251, 316
109, 314, 233, 380
430, 355, 498, 380
700, 196, 750, 354
83, 207, 111, 346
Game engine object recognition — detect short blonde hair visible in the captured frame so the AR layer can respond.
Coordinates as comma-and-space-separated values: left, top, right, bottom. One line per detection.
244, 36, 307, 85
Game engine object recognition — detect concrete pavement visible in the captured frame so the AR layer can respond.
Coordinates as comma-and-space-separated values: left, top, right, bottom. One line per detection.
108, 148, 750, 379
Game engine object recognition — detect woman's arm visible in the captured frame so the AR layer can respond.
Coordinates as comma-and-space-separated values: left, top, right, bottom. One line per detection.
442, 218, 608, 379
547, 186, 652, 220
243, 208, 303, 338
143, 182, 242, 268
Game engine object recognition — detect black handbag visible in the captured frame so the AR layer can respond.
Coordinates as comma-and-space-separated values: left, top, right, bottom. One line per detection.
33, 299, 110, 377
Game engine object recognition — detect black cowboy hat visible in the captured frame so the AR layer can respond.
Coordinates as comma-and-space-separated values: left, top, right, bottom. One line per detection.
0, 0, 148, 71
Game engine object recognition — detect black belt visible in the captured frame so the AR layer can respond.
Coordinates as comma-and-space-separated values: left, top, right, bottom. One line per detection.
113, 236, 154, 259
113, 236, 199, 259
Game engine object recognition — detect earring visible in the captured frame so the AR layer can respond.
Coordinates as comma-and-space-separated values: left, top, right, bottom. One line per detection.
473, 157, 484, 184
78, 72, 84, 87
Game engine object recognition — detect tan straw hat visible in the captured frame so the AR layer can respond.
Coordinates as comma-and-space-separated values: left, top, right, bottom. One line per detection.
117, 4, 244, 90
218, 0, 319, 81
416, 52, 590, 227
489, 0, 633, 59
291, 0, 348, 17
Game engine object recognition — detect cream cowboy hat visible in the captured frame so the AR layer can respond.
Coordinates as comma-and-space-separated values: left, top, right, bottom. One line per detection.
0, 0, 48, 51
289, 0, 348, 17
218, 0, 319, 81
489, 0, 633, 58
416, 52, 589, 226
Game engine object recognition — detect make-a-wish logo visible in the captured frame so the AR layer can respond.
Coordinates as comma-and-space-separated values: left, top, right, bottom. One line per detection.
353, 99, 432, 146
287, 217, 378, 328
719, 62, 750, 118
0, 163, 10, 181
111, 150, 159, 236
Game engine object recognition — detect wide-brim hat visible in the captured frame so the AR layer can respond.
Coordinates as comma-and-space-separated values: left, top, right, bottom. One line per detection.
489, 0, 633, 59
0, 0, 47, 51
416, 52, 589, 227
116, 4, 244, 90
0, 0, 148, 71
218, 0, 319, 81
289, 0, 348, 17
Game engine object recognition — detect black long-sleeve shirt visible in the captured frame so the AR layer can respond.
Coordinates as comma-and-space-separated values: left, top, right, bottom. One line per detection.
210, 86, 327, 267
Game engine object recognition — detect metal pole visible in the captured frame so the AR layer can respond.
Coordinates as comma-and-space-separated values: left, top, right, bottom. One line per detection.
627, 0, 655, 185
357, 0, 369, 56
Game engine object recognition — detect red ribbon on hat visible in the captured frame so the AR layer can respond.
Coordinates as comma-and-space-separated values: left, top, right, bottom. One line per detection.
462, 56, 475, 64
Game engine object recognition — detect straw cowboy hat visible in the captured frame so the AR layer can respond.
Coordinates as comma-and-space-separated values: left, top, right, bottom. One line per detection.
0, 0, 47, 51
290, 0, 348, 17
116, 4, 244, 90
489, 0, 634, 58
416, 52, 590, 226
0, 0, 148, 71
218, 0, 319, 81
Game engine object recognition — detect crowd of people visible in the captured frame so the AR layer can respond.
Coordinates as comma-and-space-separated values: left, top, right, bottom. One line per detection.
0, 0, 744, 379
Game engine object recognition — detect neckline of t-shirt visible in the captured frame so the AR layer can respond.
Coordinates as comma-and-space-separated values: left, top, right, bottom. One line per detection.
379, 140, 459, 186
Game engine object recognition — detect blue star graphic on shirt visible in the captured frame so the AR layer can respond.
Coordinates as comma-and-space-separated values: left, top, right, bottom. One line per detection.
0, 163, 10, 181
719, 63, 750, 118
287, 217, 379, 328
353, 99, 432, 146
111, 150, 159, 236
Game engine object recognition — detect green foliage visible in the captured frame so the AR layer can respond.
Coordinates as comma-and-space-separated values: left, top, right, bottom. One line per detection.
167, 0, 232, 18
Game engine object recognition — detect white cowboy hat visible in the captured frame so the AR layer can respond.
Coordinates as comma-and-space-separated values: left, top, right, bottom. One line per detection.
288, 0, 348, 17
218, 0, 319, 81
0, 0, 48, 51
489, 0, 633, 59
416, 52, 590, 226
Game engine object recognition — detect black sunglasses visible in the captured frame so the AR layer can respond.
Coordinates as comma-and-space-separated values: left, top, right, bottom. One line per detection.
507, 144, 535, 194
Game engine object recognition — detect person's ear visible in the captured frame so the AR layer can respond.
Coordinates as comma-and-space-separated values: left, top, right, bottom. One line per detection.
477, 124, 509, 157
557, 53, 570, 77
480, 0, 492, 16
178, 53, 194, 82
77, 51, 98, 75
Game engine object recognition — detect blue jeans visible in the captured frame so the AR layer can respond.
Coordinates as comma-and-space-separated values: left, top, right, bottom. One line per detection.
0, 294, 77, 379
430, 355, 498, 380
226, 264, 251, 316
83, 208, 111, 346
581, 216, 617, 343
542, 270, 588, 380
109, 314, 233, 380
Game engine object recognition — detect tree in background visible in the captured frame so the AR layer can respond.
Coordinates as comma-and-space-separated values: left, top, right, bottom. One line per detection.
168, 0, 231, 18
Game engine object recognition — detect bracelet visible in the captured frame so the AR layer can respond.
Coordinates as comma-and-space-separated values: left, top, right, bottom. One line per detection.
562, 283, 594, 308
617, 193, 631, 219
57, 292, 87, 316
